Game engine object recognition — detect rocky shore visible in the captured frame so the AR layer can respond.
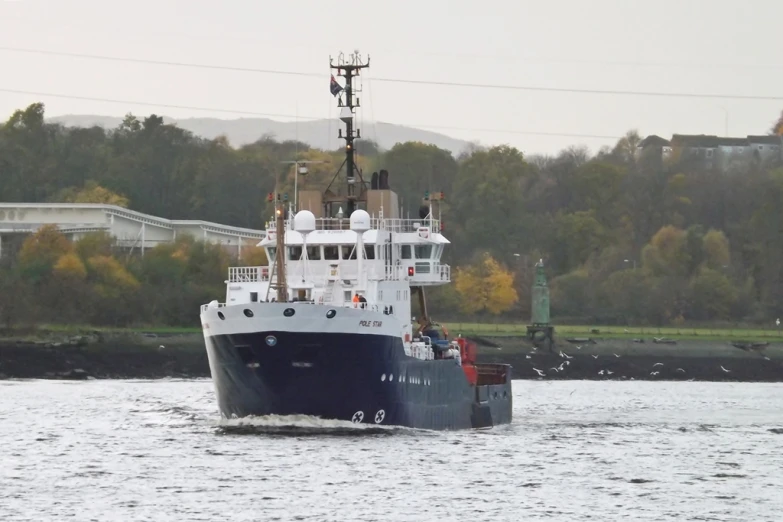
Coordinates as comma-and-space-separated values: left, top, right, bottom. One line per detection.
476, 336, 783, 382
1, 330, 782, 382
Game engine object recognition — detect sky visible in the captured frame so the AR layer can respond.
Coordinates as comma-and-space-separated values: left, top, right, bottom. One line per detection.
0, 0, 781, 155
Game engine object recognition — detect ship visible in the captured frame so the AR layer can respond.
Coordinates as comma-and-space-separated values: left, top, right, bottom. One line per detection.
199, 51, 513, 430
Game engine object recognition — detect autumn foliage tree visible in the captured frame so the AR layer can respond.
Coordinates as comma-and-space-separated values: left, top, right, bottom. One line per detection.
454, 253, 518, 315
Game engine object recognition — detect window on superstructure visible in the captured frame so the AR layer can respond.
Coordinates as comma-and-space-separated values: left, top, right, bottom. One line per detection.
323, 245, 339, 260
288, 246, 303, 260
414, 245, 433, 259
341, 245, 357, 260
266, 247, 276, 260
401, 245, 412, 259
306, 246, 321, 260
364, 245, 375, 259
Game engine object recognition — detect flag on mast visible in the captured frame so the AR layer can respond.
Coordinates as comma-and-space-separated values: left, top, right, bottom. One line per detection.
330, 75, 343, 97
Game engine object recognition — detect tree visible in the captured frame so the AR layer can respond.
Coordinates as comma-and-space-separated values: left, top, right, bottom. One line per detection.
702, 229, 730, 270
454, 253, 518, 315
771, 110, 783, 136
689, 267, 737, 320
53, 181, 130, 207
641, 225, 691, 277
17, 225, 73, 282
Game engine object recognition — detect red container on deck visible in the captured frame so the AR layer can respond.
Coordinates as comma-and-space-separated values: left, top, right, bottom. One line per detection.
455, 338, 477, 365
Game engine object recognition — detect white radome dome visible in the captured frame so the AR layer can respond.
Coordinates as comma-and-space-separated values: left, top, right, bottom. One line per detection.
350, 209, 371, 232
293, 210, 316, 234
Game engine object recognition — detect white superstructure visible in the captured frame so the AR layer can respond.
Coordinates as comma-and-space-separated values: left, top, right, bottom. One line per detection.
218, 206, 451, 352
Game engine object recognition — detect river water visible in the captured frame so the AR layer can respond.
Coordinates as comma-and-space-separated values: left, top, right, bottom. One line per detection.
1, 379, 781, 521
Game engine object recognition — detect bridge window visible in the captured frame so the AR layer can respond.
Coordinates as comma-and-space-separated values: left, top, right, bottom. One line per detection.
306, 246, 321, 260
288, 246, 303, 260
414, 245, 433, 259
323, 245, 339, 260
364, 245, 375, 259
341, 245, 356, 260
401, 245, 412, 259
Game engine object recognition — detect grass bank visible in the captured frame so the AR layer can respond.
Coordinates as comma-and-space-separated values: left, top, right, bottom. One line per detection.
4, 322, 783, 343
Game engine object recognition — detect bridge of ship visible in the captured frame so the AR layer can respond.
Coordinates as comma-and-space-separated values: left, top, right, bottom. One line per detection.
249, 216, 451, 287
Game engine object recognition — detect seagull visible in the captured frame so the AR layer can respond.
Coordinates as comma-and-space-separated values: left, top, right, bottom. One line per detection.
613, 353, 620, 358
676, 368, 685, 373
653, 362, 663, 367
575, 345, 582, 350
764, 356, 771, 361
606, 370, 614, 375
557, 362, 566, 372
591, 355, 599, 359
533, 368, 546, 377
650, 371, 660, 376
720, 366, 730, 373
598, 370, 605, 375
624, 328, 630, 333
550, 367, 560, 373
526, 355, 532, 359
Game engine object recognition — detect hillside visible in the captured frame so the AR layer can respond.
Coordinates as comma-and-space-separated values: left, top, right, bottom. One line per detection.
46, 115, 472, 155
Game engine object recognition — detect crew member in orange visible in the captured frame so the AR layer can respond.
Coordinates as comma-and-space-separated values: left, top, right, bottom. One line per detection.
352, 293, 360, 308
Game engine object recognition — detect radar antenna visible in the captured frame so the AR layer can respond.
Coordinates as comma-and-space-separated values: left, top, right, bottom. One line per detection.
324, 51, 371, 217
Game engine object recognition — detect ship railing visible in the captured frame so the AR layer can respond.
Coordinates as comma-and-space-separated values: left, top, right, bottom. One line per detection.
410, 263, 451, 283
267, 217, 441, 233
228, 266, 270, 283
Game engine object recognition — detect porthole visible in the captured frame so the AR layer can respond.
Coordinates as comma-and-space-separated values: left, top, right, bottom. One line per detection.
283, 308, 295, 317
217, 311, 225, 320
265, 335, 277, 347
243, 309, 254, 318
326, 309, 337, 319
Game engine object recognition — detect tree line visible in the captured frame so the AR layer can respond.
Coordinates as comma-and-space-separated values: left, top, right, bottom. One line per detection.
1, 102, 782, 329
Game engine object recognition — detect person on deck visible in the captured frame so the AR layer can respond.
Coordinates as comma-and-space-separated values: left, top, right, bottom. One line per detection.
352, 293, 360, 308
358, 294, 367, 309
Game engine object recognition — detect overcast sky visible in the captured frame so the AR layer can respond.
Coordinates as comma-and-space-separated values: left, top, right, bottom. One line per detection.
1, 0, 781, 155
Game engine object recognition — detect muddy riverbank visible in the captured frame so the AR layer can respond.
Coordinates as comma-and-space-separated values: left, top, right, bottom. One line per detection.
1, 331, 782, 382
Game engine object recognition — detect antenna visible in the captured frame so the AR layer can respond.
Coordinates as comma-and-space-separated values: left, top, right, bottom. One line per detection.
324, 50, 371, 217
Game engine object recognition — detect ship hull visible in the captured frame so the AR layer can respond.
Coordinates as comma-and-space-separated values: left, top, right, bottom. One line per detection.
200, 303, 512, 430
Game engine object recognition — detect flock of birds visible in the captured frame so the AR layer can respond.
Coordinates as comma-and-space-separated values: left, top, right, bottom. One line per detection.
528, 348, 741, 380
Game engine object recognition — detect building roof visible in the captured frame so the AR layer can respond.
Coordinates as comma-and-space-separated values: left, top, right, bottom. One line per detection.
670, 134, 721, 148
638, 135, 670, 148
747, 135, 782, 145
715, 137, 750, 146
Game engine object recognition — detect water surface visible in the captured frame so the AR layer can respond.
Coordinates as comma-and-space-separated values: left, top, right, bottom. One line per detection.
1, 379, 781, 521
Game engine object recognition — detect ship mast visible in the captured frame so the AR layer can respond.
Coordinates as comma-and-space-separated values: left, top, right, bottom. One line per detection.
325, 51, 370, 217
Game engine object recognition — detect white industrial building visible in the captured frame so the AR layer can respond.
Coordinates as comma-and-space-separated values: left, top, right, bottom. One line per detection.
0, 203, 265, 259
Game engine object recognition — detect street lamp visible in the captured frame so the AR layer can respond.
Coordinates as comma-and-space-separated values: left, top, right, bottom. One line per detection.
280, 160, 325, 211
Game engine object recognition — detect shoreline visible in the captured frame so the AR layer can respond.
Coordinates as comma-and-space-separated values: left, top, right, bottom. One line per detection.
1, 330, 782, 382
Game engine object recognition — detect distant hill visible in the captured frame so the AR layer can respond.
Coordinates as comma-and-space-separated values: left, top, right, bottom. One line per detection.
46, 115, 472, 155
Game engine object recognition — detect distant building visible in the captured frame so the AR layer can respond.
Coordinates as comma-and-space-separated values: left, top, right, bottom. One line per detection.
636, 135, 672, 159
638, 133, 783, 172
0, 203, 265, 259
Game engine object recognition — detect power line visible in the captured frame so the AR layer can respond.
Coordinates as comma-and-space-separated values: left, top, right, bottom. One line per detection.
0, 87, 620, 141
0, 88, 325, 120
1, 46, 782, 102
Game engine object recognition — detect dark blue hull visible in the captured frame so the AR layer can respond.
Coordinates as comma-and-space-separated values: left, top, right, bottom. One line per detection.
205, 331, 512, 430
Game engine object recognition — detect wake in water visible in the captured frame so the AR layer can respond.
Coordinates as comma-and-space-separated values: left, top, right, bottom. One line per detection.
214, 414, 427, 437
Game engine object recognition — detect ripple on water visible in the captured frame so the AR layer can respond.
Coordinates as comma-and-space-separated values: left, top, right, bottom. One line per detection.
0, 379, 782, 521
